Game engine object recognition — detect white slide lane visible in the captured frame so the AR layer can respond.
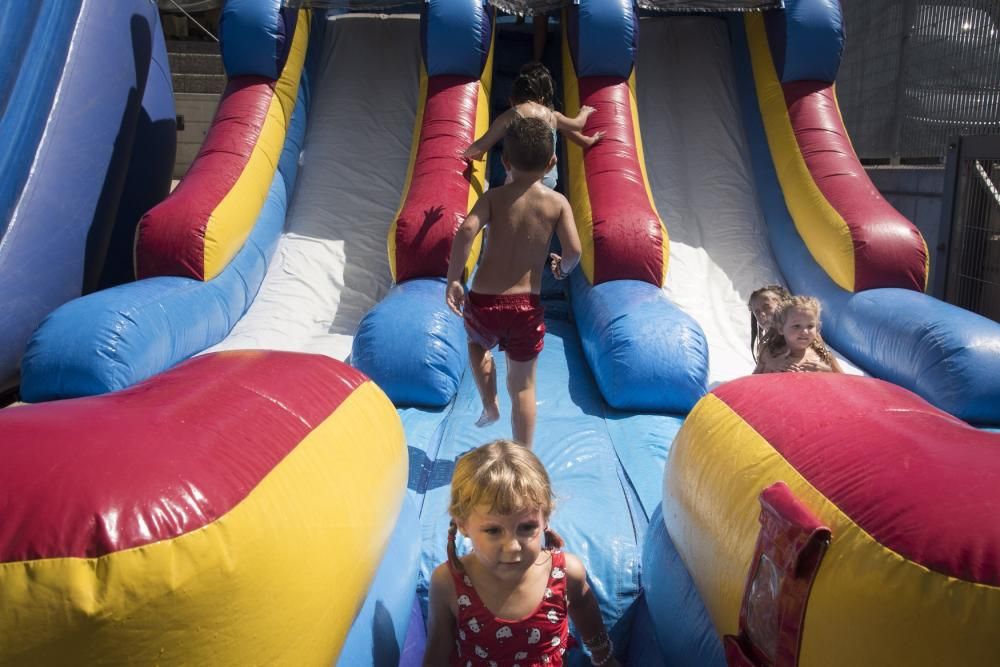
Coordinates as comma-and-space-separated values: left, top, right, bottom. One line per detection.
208, 14, 420, 361
636, 16, 861, 386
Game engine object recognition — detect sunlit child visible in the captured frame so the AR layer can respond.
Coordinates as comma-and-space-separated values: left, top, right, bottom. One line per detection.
462, 61, 604, 189
423, 440, 620, 667
753, 296, 843, 374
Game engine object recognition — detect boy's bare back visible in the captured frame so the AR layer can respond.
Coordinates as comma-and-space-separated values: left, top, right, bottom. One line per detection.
471, 179, 573, 296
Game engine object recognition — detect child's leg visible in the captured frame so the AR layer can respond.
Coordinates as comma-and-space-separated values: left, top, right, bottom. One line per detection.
505, 355, 538, 447
468, 342, 500, 427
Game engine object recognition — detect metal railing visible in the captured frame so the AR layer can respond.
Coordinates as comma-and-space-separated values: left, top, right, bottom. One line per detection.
837, 0, 1000, 164
942, 134, 1000, 322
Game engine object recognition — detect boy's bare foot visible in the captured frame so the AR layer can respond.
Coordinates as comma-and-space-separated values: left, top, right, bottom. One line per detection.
475, 402, 500, 427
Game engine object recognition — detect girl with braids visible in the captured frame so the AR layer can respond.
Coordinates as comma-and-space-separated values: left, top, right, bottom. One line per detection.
747, 284, 791, 362
424, 440, 619, 667
461, 62, 605, 189
753, 296, 844, 374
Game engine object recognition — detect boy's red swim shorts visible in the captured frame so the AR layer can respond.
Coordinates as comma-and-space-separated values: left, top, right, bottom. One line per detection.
463, 291, 545, 362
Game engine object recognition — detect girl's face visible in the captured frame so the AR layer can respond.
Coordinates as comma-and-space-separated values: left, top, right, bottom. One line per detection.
750, 291, 783, 329
781, 307, 818, 353
459, 505, 546, 581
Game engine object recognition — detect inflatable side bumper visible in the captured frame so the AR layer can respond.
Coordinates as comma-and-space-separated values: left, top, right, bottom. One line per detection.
664, 374, 1000, 666
1, 351, 408, 665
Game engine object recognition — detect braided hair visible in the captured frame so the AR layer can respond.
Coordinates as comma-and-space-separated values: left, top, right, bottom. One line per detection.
446, 439, 564, 572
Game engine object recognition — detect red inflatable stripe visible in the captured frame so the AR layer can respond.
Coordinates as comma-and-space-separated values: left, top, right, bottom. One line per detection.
0, 351, 367, 561
783, 81, 927, 292
714, 374, 1000, 585
579, 77, 663, 286
135, 77, 275, 280
393, 76, 480, 282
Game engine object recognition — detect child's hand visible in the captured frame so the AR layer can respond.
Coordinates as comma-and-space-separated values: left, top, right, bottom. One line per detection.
446, 280, 466, 316
461, 146, 485, 161
579, 105, 596, 119
587, 130, 607, 147
790, 360, 827, 373
550, 253, 568, 280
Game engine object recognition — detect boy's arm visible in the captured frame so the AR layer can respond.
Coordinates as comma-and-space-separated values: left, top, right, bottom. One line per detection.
550, 194, 582, 280
565, 554, 621, 667
446, 194, 490, 315
553, 105, 595, 133
461, 109, 514, 160
423, 564, 457, 667
563, 128, 606, 148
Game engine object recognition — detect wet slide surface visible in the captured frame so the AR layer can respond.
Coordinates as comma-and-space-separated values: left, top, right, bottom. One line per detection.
636, 16, 861, 385
401, 304, 684, 627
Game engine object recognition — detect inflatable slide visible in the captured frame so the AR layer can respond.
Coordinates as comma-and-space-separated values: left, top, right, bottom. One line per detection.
0, 1, 175, 395
2, 0, 999, 665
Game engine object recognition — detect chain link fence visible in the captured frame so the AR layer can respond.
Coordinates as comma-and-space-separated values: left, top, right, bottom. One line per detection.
837, 0, 1000, 164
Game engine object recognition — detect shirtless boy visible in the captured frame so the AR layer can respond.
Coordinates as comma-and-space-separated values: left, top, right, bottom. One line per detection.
446, 116, 582, 448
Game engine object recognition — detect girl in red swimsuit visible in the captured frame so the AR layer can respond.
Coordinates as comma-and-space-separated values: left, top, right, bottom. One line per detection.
423, 440, 619, 667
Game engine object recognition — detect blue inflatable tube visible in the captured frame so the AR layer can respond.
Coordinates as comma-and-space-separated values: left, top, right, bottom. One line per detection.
421, 0, 492, 78
568, 0, 638, 79
20, 72, 311, 402
641, 504, 725, 667
764, 0, 844, 84
338, 496, 421, 667
729, 15, 1000, 424
221, 0, 299, 79
0, 2, 174, 391
569, 272, 708, 412
352, 279, 467, 408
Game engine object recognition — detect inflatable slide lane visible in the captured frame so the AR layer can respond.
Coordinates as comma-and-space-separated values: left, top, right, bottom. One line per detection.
5, 3, 420, 663
729, 0, 1000, 423
0, 2, 174, 394
559, 0, 709, 412
353, 0, 495, 408
623, 0, 1000, 663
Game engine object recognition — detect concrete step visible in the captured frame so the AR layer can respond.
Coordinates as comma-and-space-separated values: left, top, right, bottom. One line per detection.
172, 72, 226, 95
168, 51, 224, 75
165, 39, 220, 55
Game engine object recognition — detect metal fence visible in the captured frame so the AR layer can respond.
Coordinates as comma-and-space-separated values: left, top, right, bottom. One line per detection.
943, 134, 1000, 323
837, 0, 1000, 163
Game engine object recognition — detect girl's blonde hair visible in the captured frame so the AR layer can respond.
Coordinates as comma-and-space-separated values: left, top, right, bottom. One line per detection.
447, 440, 563, 570
748, 284, 791, 361
763, 296, 840, 370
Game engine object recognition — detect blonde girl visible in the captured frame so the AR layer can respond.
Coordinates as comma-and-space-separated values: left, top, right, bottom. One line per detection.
423, 440, 619, 667
753, 296, 843, 374
748, 284, 791, 362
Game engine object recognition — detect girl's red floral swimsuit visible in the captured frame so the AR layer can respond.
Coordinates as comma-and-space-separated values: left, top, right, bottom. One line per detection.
448, 549, 576, 666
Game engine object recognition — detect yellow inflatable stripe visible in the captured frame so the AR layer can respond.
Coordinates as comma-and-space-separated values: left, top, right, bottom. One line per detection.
668, 394, 1000, 666
463, 30, 495, 281
744, 14, 856, 292
0, 381, 407, 666
628, 70, 669, 286
388, 63, 428, 283
561, 20, 595, 284
202, 10, 310, 281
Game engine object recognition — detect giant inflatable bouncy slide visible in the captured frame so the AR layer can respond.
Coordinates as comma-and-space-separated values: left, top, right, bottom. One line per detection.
3, 0, 1000, 665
